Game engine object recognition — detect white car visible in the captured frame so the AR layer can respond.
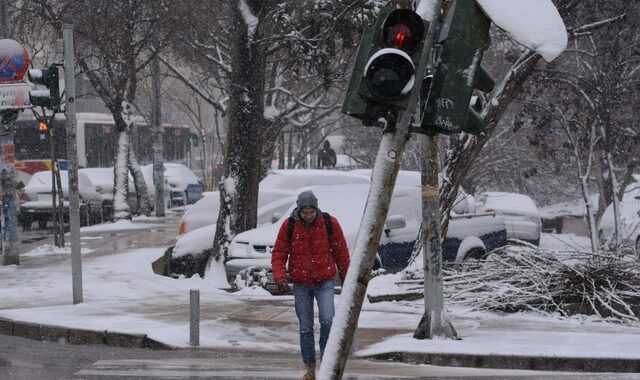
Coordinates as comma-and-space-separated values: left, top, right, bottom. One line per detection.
598, 196, 640, 258
475, 191, 542, 245
224, 184, 507, 291
176, 169, 371, 236
80, 167, 170, 217
19, 170, 103, 229
142, 163, 203, 207
168, 195, 298, 277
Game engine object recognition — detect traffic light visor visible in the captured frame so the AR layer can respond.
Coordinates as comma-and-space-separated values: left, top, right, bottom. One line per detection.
364, 48, 415, 100
382, 9, 425, 53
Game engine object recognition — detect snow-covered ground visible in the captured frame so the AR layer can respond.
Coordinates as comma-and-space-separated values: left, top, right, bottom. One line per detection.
0, 221, 638, 370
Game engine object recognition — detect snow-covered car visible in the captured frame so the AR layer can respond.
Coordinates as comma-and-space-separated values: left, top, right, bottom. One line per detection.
224, 184, 506, 292
19, 170, 103, 230
475, 192, 542, 245
167, 195, 298, 277
176, 169, 371, 236
598, 196, 640, 258
143, 163, 203, 207
81, 167, 170, 218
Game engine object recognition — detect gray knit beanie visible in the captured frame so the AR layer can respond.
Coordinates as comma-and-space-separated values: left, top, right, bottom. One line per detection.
296, 190, 318, 209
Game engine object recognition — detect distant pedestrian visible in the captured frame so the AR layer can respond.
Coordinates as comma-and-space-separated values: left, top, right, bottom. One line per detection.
317, 140, 337, 169
271, 190, 350, 380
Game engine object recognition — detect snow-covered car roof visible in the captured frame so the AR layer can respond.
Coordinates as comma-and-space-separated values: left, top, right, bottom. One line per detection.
142, 163, 199, 192
259, 169, 370, 190
476, 191, 540, 217
24, 170, 101, 201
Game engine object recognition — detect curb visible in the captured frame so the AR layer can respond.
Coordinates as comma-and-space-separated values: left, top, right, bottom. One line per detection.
0, 317, 172, 350
365, 351, 640, 373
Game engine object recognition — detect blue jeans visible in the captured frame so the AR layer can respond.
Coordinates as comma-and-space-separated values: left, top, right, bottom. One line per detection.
292, 279, 335, 364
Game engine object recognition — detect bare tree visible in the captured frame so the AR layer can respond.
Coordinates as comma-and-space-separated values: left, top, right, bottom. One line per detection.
16, 0, 178, 219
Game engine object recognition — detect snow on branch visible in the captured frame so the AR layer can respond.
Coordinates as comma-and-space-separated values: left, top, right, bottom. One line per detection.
156, 54, 227, 115
572, 14, 627, 36
443, 245, 640, 324
238, 0, 259, 40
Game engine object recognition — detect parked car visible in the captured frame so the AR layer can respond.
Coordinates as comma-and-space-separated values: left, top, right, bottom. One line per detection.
168, 195, 298, 277
141, 163, 203, 207
598, 196, 640, 258
176, 169, 371, 236
19, 170, 103, 230
164, 163, 203, 207
224, 184, 506, 293
475, 191, 542, 245
80, 167, 171, 218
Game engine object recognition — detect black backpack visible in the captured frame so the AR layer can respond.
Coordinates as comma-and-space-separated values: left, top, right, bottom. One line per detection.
287, 212, 334, 253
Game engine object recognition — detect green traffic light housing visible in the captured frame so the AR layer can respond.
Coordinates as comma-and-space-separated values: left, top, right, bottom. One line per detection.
342, 7, 428, 126
420, 0, 495, 135
27, 65, 60, 111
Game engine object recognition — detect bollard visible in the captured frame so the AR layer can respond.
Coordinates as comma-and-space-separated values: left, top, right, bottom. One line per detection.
190, 289, 200, 346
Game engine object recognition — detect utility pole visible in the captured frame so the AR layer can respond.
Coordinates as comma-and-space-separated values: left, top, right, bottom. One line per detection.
319, 5, 435, 379
0, 0, 19, 266
151, 50, 165, 217
0, 0, 7, 38
413, 134, 457, 339
63, 24, 82, 304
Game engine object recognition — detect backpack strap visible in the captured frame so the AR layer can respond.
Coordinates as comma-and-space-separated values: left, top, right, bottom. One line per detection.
287, 212, 334, 255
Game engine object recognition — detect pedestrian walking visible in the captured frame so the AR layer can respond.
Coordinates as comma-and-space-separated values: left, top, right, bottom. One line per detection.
271, 190, 350, 380
317, 140, 337, 169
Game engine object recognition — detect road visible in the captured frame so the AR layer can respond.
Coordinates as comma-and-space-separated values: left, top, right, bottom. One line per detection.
6, 333, 640, 380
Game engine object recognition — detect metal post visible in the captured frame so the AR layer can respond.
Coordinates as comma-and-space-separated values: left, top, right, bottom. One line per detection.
63, 24, 82, 304
0, 0, 19, 266
150, 52, 165, 217
189, 289, 200, 346
0, 153, 18, 265
320, 4, 443, 379
50, 122, 59, 246
413, 135, 456, 339
0, 0, 7, 39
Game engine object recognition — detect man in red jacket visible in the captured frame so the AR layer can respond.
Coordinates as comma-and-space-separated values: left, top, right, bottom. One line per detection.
271, 190, 350, 380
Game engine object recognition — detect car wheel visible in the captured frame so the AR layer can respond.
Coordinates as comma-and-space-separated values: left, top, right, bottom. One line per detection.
38, 219, 47, 230
458, 248, 486, 271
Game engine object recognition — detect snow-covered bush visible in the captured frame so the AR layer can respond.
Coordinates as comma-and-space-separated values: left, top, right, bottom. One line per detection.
444, 245, 640, 324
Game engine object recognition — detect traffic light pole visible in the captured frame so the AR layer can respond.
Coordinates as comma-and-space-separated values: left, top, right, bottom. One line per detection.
319, 7, 438, 380
63, 24, 83, 304
150, 51, 165, 217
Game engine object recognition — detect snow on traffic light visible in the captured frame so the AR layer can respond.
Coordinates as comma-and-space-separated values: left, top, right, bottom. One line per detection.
27, 65, 61, 111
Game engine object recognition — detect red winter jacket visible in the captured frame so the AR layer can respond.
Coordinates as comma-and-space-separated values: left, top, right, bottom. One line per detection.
271, 213, 350, 286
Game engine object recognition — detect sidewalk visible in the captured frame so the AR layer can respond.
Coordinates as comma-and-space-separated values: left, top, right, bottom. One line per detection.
0, 217, 639, 377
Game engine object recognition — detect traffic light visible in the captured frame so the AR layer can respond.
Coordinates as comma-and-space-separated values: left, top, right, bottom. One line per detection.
27, 65, 60, 111
420, 0, 494, 135
342, 7, 428, 126
38, 119, 49, 133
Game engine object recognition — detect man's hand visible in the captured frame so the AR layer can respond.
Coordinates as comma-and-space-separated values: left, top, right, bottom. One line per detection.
277, 281, 291, 295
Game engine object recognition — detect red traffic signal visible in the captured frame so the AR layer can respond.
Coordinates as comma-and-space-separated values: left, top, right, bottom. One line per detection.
362, 9, 427, 104
382, 9, 425, 52
341, 7, 428, 126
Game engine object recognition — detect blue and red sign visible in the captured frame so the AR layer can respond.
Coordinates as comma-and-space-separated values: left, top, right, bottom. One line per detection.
0, 39, 30, 83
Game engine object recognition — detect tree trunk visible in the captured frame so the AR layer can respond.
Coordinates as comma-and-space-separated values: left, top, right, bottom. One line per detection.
128, 142, 150, 216
208, 1, 267, 266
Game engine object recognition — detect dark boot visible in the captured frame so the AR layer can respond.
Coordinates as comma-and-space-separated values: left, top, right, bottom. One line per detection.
302, 362, 316, 380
